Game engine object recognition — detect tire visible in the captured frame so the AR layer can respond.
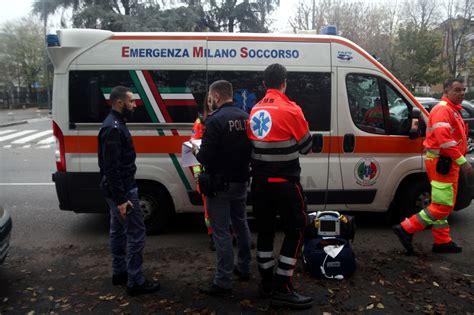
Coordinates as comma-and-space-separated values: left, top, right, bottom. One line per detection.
138, 183, 174, 234
390, 176, 431, 223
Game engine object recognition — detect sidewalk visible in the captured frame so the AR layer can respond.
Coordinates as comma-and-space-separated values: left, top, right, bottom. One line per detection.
0, 108, 51, 127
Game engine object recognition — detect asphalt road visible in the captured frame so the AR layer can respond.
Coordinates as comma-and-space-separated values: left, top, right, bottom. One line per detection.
0, 118, 473, 313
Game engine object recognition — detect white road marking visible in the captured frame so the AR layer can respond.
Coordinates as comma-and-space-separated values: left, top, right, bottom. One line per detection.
21, 145, 31, 148
12, 130, 52, 144
37, 136, 54, 144
38, 145, 51, 149
3, 145, 12, 148
0, 130, 16, 136
0, 130, 36, 143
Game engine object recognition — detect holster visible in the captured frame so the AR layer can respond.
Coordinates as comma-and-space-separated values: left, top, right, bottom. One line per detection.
197, 173, 228, 197
436, 156, 452, 175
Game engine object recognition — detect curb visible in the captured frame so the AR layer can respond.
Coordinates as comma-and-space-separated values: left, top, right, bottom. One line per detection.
0, 120, 28, 128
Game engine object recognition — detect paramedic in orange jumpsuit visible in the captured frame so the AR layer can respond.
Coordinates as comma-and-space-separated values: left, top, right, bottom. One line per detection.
393, 78, 472, 254
190, 95, 215, 251
248, 63, 313, 309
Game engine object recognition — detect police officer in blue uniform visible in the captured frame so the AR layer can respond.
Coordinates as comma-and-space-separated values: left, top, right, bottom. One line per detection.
98, 86, 160, 296
193, 80, 252, 296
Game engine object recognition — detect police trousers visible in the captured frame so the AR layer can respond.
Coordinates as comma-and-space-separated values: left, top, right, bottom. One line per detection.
251, 178, 308, 291
206, 182, 251, 289
105, 187, 146, 287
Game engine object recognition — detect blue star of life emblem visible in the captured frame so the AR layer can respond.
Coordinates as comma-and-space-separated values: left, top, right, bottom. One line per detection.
250, 110, 272, 139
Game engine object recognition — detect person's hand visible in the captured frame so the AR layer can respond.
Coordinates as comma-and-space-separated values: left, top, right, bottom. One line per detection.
118, 200, 133, 219
191, 141, 199, 156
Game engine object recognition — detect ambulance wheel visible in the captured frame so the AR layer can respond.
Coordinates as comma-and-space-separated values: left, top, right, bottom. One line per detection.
138, 183, 174, 234
392, 177, 430, 222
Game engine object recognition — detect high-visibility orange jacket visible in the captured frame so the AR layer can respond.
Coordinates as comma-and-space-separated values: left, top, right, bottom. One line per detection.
423, 96, 468, 166
247, 89, 312, 180
190, 116, 204, 141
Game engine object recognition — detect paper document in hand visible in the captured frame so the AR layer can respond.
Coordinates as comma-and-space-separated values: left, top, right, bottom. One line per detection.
180, 139, 202, 167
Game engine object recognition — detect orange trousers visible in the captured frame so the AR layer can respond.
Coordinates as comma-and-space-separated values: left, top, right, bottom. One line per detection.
401, 156, 459, 244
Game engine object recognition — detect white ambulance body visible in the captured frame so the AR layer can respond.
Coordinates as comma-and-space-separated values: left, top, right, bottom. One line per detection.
48, 29, 472, 233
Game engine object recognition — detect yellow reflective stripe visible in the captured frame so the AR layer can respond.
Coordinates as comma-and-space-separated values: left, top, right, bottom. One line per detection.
433, 219, 449, 229
455, 156, 467, 165
418, 209, 436, 225
440, 140, 458, 149
426, 151, 439, 158
439, 101, 448, 106
192, 165, 202, 173
431, 181, 454, 206
426, 148, 440, 155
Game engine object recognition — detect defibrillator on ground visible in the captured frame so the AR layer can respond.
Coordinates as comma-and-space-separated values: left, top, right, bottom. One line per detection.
303, 211, 356, 280
305, 211, 356, 241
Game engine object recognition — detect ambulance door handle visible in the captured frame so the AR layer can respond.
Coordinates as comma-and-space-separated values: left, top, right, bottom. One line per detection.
312, 133, 324, 153
343, 134, 355, 153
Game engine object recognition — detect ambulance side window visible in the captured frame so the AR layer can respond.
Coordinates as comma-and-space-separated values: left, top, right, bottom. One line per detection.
346, 74, 386, 134
384, 83, 411, 135
69, 70, 205, 124
207, 71, 331, 131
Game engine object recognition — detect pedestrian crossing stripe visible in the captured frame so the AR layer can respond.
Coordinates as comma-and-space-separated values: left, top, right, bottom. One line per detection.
0, 129, 55, 149
11, 130, 52, 144
0, 130, 37, 142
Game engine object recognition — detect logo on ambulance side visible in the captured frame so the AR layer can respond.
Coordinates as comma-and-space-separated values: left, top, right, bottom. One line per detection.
250, 110, 272, 139
336, 51, 353, 63
354, 157, 380, 186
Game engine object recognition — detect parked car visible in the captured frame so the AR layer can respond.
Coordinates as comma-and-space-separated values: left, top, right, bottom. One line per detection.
0, 206, 12, 264
415, 97, 474, 153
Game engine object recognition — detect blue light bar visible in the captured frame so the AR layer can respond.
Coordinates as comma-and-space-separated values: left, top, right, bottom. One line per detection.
46, 34, 60, 47
320, 26, 337, 36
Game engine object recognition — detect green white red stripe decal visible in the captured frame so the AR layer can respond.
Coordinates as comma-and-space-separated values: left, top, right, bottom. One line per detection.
128, 70, 193, 191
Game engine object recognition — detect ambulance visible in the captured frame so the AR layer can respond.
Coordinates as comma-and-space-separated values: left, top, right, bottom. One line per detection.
48, 28, 473, 233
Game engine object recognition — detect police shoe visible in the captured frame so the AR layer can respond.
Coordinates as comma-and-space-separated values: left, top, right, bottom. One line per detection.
271, 289, 313, 309
392, 224, 415, 255
233, 267, 250, 281
432, 241, 462, 253
112, 272, 128, 286
199, 283, 232, 297
127, 279, 160, 296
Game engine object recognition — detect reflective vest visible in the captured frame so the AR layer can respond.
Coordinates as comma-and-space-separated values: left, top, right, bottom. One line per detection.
424, 96, 468, 165
247, 89, 312, 180
190, 116, 204, 174
191, 117, 204, 141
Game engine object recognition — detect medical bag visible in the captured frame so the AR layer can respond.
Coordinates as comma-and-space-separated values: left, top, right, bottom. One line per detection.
303, 236, 356, 279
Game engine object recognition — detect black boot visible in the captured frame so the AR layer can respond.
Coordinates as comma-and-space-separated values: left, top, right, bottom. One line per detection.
271, 288, 313, 309
432, 241, 462, 253
127, 279, 160, 296
259, 282, 273, 298
392, 224, 415, 255
112, 272, 128, 286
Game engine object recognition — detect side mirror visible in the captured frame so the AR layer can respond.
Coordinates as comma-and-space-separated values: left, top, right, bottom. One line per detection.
409, 108, 421, 140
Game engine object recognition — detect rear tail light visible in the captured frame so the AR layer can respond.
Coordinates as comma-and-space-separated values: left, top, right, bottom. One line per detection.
52, 120, 66, 172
